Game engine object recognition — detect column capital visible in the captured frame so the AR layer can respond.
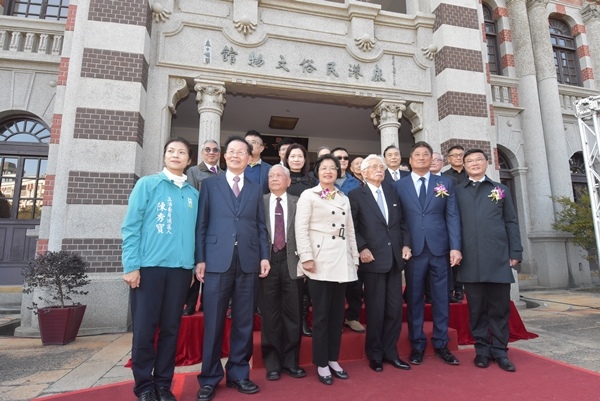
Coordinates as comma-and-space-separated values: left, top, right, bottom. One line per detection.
194, 79, 226, 115
526, 0, 548, 10
370, 99, 406, 128
168, 77, 189, 114
581, 3, 600, 24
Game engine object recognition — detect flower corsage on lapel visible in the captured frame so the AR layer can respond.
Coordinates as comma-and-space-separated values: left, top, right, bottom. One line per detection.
320, 188, 335, 201
434, 183, 449, 198
489, 186, 505, 203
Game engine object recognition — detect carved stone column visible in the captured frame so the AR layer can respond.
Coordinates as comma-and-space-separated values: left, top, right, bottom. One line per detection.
526, 0, 573, 204
506, 0, 568, 287
582, 3, 600, 91
194, 79, 226, 146
371, 100, 406, 155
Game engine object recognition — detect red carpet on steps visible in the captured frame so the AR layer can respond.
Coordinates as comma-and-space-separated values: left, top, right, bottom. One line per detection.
35, 349, 600, 401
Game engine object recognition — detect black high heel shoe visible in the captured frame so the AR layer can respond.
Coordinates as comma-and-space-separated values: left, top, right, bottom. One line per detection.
317, 368, 333, 385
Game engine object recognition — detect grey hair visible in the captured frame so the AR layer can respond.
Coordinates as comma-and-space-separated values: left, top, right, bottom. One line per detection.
361, 154, 387, 171
269, 164, 291, 178
202, 139, 220, 148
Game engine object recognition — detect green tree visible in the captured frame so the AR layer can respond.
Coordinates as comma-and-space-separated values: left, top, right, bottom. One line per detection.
552, 188, 597, 268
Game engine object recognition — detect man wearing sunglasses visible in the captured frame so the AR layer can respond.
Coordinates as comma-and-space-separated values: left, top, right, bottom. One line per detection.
185, 139, 223, 316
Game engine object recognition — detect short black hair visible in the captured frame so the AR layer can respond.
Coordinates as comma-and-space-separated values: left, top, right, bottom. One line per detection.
330, 147, 349, 155
245, 130, 265, 144
284, 143, 310, 176
447, 145, 465, 155
410, 141, 433, 157
277, 138, 295, 151
463, 148, 488, 161
225, 135, 252, 155
164, 137, 193, 159
313, 154, 342, 179
383, 145, 399, 157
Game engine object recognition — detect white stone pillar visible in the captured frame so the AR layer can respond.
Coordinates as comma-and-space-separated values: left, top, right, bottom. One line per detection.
371, 99, 406, 155
581, 3, 600, 91
194, 79, 226, 146
527, 0, 573, 201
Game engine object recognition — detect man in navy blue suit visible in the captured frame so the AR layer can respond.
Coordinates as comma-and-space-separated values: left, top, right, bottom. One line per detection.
195, 136, 271, 401
394, 141, 462, 366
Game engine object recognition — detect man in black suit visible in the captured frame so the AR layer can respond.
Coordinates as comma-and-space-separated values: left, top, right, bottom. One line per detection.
244, 130, 271, 194
455, 149, 522, 372
348, 154, 413, 373
258, 165, 306, 381
195, 136, 271, 401
383, 145, 410, 187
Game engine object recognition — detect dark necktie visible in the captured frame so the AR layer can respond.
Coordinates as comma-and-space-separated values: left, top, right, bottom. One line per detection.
209, 166, 217, 174
273, 197, 285, 252
233, 176, 240, 197
419, 177, 426, 207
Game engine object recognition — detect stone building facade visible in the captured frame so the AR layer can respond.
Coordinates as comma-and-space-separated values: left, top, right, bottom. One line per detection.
0, 0, 598, 334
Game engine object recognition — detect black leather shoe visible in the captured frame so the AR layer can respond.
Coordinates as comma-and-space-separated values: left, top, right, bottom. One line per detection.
434, 347, 460, 365
450, 296, 461, 304
409, 349, 424, 365
266, 370, 280, 381
454, 291, 464, 301
369, 360, 383, 372
156, 387, 176, 401
383, 358, 411, 370
197, 385, 215, 401
317, 369, 333, 385
138, 390, 158, 401
474, 354, 490, 368
496, 357, 516, 372
281, 366, 306, 378
329, 366, 349, 380
226, 379, 259, 394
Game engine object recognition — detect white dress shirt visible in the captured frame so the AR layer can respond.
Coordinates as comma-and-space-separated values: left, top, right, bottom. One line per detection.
411, 171, 431, 196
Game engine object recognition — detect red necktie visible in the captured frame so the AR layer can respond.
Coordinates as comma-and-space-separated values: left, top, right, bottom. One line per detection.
273, 197, 285, 252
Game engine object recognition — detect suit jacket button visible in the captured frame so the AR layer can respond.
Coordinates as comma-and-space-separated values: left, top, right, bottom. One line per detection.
317, 245, 320, 248
332, 211, 335, 214
332, 236, 335, 239
332, 223, 336, 227
342, 212, 346, 215
387, 242, 391, 246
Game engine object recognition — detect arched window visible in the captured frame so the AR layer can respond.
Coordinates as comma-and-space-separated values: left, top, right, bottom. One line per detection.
550, 19, 581, 86
5, 0, 70, 21
483, 4, 502, 76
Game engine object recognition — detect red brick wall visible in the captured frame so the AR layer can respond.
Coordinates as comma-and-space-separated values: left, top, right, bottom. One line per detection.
57, 57, 69, 86
434, 46, 485, 76
582, 67, 594, 81
42, 175, 55, 206
36, 239, 48, 255
66, 172, 138, 205
437, 92, 488, 120
88, 0, 152, 34
441, 139, 492, 164
65, 5, 77, 31
62, 238, 123, 273
433, 3, 479, 32
81, 48, 148, 90
74, 108, 144, 146
50, 114, 62, 144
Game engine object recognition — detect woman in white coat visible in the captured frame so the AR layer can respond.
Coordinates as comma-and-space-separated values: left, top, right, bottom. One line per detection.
295, 154, 359, 385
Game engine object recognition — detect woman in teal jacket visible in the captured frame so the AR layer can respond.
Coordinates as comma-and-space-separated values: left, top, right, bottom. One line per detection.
122, 137, 199, 401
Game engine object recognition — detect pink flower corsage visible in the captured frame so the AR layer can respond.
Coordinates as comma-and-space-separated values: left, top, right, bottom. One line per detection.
434, 183, 449, 198
320, 188, 335, 201
489, 186, 505, 203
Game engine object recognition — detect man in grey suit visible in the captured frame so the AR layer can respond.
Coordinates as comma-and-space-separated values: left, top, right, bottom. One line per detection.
455, 149, 522, 372
258, 164, 306, 381
184, 139, 223, 315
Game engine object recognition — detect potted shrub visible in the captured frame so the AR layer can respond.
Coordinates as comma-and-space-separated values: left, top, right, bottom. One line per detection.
22, 250, 90, 345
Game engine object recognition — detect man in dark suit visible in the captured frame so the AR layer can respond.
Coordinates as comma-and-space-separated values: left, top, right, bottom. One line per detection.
244, 130, 271, 194
348, 154, 413, 373
258, 165, 306, 381
383, 145, 410, 187
184, 139, 224, 315
455, 149, 522, 372
394, 141, 462, 366
195, 136, 271, 401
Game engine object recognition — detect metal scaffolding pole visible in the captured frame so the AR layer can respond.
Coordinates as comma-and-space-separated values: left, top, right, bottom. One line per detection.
574, 95, 600, 265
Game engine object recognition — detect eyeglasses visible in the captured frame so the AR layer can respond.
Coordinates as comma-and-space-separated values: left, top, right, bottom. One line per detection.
432, 158, 443, 163
226, 150, 248, 156
336, 156, 349, 161
203, 147, 220, 154
448, 153, 464, 158
319, 166, 338, 172
247, 140, 263, 146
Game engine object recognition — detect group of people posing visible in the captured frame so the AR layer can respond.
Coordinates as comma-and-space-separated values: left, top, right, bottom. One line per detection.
121, 131, 523, 401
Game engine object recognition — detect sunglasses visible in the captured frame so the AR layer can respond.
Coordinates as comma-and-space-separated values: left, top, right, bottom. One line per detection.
203, 147, 220, 154
336, 156, 349, 161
